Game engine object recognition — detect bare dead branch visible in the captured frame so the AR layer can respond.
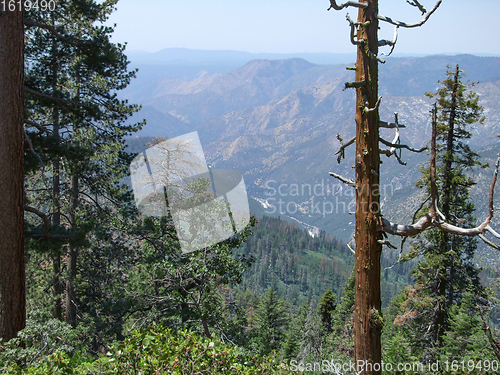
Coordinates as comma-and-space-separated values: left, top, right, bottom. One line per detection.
327, 0, 368, 11
378, 31, 396, 47
26, 232, 79, 240
380, 106, 500, 250
335, 134, 355, 163
379, 113, 422, 165
486, 224, 500, 240
380, 148, 407, 165
344, 80, 366, 90
479, 234, 500, 250
379, 26, 398, 57
25, 206, 80, 240
365, 95, 382, 113
346, 13, 362, 45
376, 0, 442, 28
379, 138, 427, 153
381, 214, 433, 236
329, 172, 356, 188
366, 48, 386, 63
384, 236, 411, 270
346, 237, 356, 254
378, 239, 397, 249
406, 0, 427, 15
380, 120, 406, 129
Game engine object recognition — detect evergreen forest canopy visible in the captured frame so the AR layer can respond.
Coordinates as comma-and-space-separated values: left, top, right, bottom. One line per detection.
1, 1, 500, 374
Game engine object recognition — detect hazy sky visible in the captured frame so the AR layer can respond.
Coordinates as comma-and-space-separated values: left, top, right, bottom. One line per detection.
107, 0, 500, 56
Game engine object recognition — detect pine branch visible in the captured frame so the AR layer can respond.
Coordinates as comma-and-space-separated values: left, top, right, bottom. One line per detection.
24, 19, 79, 46
25, 206, 80, 240
25, 206, 50, 237
24, 119, 52, 134
24, 87, 75, 106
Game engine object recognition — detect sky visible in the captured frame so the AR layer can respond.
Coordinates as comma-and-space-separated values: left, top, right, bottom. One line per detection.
106, 0, 500, 56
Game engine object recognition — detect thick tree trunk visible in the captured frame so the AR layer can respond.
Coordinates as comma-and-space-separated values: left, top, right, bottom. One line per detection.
0, 9, 26, 342
353, 1, 383, 373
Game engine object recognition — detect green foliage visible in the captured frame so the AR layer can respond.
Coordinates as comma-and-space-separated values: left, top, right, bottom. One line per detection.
123, 212, 256, 338
317, 290, 336, 331
0, 311, 90, 372
3, 325, 289, 374
395, 65, 489, 361
440, 285, 497, 363
282, 302, 309, 359
22, 0, 143, 346
329, 271, 355, 363
234, 216, 353, 306
253, 288, 289, 356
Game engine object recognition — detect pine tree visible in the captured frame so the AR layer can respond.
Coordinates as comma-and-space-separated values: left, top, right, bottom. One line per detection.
282, 302, 309, 359
318, 289, 336, 332
331, 272, 355, 360
22, 0, 142, 340
441, 284, 496, 363
398, 65, 487, 361
254, 287, 289, 355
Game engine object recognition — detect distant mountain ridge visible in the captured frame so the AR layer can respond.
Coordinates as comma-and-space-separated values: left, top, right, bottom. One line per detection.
127, 47, 358, 67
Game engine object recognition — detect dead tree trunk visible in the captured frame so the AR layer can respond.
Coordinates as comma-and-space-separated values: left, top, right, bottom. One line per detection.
328, 2, 444, 371
352, 1, 383, 372
0, 9, 26, 342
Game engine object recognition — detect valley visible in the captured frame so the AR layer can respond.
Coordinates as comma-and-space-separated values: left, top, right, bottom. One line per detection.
124, 51, 500, 248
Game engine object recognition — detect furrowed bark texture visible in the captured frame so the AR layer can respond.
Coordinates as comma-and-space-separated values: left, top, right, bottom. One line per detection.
353, 1, 383, 373
0, 10, 26, 342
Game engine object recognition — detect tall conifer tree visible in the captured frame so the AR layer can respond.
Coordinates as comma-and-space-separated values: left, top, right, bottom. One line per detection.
23, 0, 142, 334
397, 65, 487, 361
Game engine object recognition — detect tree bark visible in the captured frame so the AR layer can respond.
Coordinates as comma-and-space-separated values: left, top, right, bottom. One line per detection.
65, 175, 78, 327
51, 31, 63, 320
353, 1, 383, 373
0, 9, 26, 342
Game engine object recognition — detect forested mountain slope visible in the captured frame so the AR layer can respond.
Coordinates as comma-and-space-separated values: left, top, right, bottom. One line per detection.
232, 216, 413, 308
